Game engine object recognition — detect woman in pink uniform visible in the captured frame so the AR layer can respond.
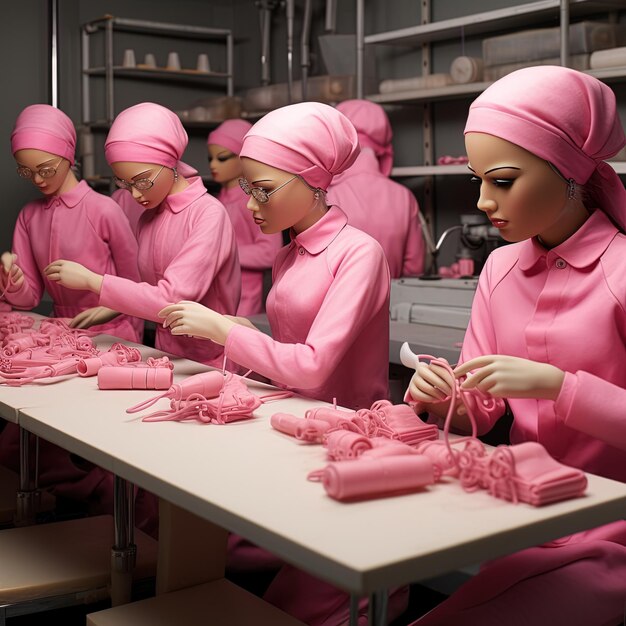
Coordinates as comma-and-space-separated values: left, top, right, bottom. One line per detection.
45, 102, 241, 368
326, 99, 425, 278
160, 102, 407, 625
208, 119, 282, 316
406, 66, 626, 626
1, 104, 143, 342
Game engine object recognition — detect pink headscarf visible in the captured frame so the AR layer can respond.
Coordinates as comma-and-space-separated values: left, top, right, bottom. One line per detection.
207, 119, 252, 155
11, 104, 76, 165
336, 99, 393, 176
104, 102, 197, 177
239, 102, 360, 191
465, 65, 626, 232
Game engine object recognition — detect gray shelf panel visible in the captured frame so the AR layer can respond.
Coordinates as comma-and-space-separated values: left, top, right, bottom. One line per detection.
84, 66, 231, 84
364, 0, 625, 46
85, 16, 231, 39
368, 81, 491, 104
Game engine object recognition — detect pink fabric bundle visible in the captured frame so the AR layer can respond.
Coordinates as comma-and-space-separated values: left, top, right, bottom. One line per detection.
465, 65, 626, 231
97, 364, 173, 390
270, 413, 331, 443
321, 455, 435, 502
239, 102, 360, 191
304, 406, 362, 433
336, 99, 393, 176
207, 119, 252, 154
361, 438, 420, 459
77, 343, 142, 376
104, 102, 197, 177
324, 429, 373, 461
11, 104, 76, 164
483, 442, 588, 506
359, 400, 439, 445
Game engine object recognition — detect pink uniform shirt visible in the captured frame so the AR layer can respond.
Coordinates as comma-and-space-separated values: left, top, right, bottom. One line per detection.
3, 180, 143, 342
102, 177, 240, 366
327, 149, 425, 277
217, 186, 282, 316
225, 206, 390, 410
458, 210, 626, 482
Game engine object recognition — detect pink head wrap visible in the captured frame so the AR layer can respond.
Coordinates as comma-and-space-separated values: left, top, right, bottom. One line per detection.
336, 99, 393, 176
465, 65, 626, 232
104, 102, 197, 177
207, 119, 252, 155
11, 104, 76, 165
239, 102, 360, 191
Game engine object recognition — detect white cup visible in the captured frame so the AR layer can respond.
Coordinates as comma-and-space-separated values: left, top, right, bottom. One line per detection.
196, 53, 211, 73
166, 51, 181, 71
122, 49, 136, 68
143, 53, 157, 68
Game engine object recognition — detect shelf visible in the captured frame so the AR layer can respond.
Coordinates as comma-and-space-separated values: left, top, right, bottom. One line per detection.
364, 0, 626, 46
390, 162, 626, 177
84, 66, 230, 84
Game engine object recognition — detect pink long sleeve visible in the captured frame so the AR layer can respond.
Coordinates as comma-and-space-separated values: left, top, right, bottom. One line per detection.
401, 191, 425, 277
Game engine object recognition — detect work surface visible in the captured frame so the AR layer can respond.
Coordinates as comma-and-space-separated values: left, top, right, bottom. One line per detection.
11, 339, 626, 595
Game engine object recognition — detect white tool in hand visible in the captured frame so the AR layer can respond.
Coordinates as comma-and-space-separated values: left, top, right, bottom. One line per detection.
399, 342, 420, 370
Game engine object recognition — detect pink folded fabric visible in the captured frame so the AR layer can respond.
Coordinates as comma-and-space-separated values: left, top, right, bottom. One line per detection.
360, 438, 419, 459
375, 402, 439, 445
324, 430, 373, 461
322, 455, 435, 501
485, 442, 588, 506
97, 365, 173, 390
304, 407, 362, 433
270, 413, 331, 443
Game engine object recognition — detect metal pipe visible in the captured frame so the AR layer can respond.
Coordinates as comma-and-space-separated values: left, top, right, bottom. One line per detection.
325, 0, 337, 33
286, 0, 295, 103
356, 0, 364, 98
259, 4, 272, 86
105, 18, 114, 122
301, 0, 313, 100
49, 0, 59, 108
560, 0, 570, 67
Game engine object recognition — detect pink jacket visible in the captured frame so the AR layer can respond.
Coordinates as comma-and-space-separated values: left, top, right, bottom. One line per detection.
217, 186, 282, 316
102, 177, 240, 366
327, 149, 425, 278
458, 209, 626, 482
3, 180, 143, 342
225, 207, 390, 410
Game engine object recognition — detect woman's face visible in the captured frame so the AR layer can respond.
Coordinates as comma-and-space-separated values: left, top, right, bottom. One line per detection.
110, 161, 175, 210
14, 148, 72, 197
465, 133, 574, 245
240, 158, 322, 234
208, 143, 242, 188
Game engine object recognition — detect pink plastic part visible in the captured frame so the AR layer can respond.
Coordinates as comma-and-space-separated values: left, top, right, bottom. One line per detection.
324, 430, 373, 461
270, 412, 302, 437
295, 417, 331, 443
304, 407, 361, 433
322, 455, 435, 501
97, 365, 173, 390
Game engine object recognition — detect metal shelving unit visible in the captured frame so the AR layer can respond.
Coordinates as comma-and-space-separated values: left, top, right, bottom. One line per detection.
81, 15, 235, 125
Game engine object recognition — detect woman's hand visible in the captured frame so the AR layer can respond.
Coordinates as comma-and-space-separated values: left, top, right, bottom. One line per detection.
454, 355, 565, 400
69, 306, 120, 329
406, 357, 455, 404
1, 252, 24, 292
44, 260, 103, 293
158, 301, 236, 345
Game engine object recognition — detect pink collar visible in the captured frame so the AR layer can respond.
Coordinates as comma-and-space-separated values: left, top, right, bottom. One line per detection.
291, 206, 348, 255
43, 179, 91, 210
518, 209, 618, 271
162, 176, 208, 214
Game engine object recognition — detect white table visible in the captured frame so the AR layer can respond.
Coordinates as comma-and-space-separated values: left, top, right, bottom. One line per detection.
14, 365, 626, 624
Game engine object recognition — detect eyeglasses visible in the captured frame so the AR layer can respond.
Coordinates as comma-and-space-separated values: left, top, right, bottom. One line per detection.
238, 175, 298, 204
16, 157, 64, 180
114, 165, 166, 191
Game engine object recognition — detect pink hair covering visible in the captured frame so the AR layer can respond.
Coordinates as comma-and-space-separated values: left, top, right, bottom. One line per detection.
465, 65, 626, 232
239, 102, 360, 191
207, 119, 252, 155
104, 102, 197, 177
11, 104, 76, 165
336, 99, 393, 176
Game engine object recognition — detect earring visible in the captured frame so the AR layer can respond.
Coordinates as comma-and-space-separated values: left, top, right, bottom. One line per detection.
314, 190, 320, 200
567, 178, 576, 200
173, 167, 179, 181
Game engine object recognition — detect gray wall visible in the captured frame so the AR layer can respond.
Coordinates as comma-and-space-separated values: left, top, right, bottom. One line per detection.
2, 0, 625, 268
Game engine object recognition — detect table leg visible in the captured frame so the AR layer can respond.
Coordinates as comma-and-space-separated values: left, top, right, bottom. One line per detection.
110, 475, 136, 606
15, 427, 38, 526
349, 594, 360, 626
368, 590, 388, 626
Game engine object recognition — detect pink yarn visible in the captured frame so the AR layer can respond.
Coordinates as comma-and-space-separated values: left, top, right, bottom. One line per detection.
336, 99, 393, 176
207, 119, 252, 155
240, 102, 359, 191
465, 65, 626, 231
11, 104, 76, 165
104, 102, 198, 177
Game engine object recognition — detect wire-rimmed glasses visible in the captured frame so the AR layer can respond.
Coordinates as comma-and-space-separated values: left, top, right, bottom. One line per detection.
114, 165, 166, 191
238, 175, 298, 204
